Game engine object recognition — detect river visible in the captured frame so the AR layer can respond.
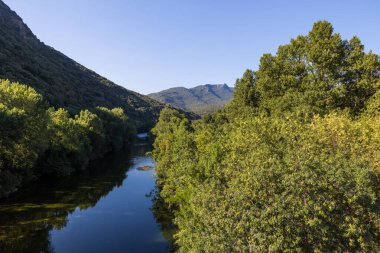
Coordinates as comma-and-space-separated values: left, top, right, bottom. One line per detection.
0, 139, 173, 253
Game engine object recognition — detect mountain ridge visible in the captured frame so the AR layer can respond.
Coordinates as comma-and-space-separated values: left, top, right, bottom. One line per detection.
0, 0, 164, 130
148, 84, 234, 114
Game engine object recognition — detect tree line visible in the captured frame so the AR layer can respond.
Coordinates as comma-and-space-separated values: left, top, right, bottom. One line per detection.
0, 79, 135, 198
152, 21, 380, 252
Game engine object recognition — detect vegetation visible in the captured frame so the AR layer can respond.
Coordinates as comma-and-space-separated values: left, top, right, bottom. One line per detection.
0, 147, 133, 253
0, 1, 164, 131
0, 79, 135, 197
152, 21, 380, 252
148, 84, 234, 115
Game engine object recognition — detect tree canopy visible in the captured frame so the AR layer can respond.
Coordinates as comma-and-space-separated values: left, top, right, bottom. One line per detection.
0, 79, 135, 197
152, 21, 380, 252
254, 21, 379, 117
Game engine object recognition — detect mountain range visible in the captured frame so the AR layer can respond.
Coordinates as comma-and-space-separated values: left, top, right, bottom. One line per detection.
148, 84, 234, 114
0, 0, 164, 130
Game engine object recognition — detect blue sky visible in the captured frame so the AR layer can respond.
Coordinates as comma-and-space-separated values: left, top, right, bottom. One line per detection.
4, 0, 380, 94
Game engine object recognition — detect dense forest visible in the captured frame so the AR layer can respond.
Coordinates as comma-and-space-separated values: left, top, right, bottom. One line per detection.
152, 21, 380, 252
0, 79, 135, 198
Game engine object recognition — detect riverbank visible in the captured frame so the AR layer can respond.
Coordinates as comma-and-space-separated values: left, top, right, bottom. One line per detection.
0, 140, 173, 253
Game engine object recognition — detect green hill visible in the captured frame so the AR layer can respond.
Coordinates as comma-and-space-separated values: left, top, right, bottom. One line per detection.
148, 84, 234, 114
0, 0, 164, 130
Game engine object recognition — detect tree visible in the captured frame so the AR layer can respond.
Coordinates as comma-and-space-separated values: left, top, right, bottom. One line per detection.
152, 107, 196, 206
231, 69, 257, 108
0, 80, 49, 197
151, 22, 380, 252
94, 107, 135, 153
75, 110, 105, 159
0, 79, 136, 196
40, 108, 91, 176
254, 21, 379, 117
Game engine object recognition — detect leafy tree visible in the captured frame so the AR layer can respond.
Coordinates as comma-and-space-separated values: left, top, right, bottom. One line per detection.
230, 69, 257, 108
75, 109, 105, 159
254, 21, 379, 117
151, 21, 380, 252
174, 115, 380, 252
365, 93, 379, 115
0, 80, 49, 196
94, 107, 135, 153
152, 107, 196, 206
0, 79, 136, 196
40, 108, 91, 176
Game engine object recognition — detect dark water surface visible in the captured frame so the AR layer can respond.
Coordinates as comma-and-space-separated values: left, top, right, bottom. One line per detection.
0, 141, 171, 253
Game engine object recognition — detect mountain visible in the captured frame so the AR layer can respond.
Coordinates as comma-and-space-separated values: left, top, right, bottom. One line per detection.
0, 1, 164, 130
148, 84, 234, 114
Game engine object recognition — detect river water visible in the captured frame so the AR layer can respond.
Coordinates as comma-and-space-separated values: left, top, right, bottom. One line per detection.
0, 140, 172, 253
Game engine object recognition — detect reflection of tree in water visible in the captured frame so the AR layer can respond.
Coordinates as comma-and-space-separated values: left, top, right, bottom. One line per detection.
0, 147, 133, 253
149, 187, 177, 252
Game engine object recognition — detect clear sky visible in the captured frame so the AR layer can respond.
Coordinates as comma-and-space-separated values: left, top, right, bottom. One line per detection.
4, 0, 380, 94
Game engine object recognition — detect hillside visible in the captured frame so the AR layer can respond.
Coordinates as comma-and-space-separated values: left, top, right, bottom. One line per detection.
0, 0, 164, 130
148, 84, 234, 114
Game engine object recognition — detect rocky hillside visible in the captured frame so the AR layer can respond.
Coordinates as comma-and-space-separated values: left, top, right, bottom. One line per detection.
0, 0, 164, 130
148, 84, 234, 114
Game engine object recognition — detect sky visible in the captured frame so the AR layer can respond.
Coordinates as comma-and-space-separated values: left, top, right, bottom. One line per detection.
4, 0, 380, 94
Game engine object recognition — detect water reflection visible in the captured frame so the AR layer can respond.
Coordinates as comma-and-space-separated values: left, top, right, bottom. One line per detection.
0, 142, 171, 253
150, 189, 177, 252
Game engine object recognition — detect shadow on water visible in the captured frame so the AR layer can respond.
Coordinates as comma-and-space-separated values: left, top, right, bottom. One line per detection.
0, 140, 174, 253
149, 188, 178, 253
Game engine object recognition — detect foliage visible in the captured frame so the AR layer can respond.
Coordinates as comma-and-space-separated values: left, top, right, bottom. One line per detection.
152, 107, 196, 206
39, 108, 91, 176
230, 69, 257, 107
0, 147, 133, 253
94, 107, 135, 153
0, 79, 49, 195
254, 21, 379, 117
0, 80, 135, 197
152, 21, 380, 252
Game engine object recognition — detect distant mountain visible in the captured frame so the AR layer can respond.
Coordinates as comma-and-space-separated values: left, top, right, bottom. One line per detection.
0, 0, 164, 130
148, 84, 234, 114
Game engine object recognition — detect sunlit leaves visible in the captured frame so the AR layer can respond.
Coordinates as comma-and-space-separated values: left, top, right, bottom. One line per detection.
152, 21, 380, 252
0, 80, 135, 196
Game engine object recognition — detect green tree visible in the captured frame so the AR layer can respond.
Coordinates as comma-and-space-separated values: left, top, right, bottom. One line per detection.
230, 69, 257, 108
174, 115, 380, 252
0, 80, 49, 196
75, 109, 105, 159
0, 79, 136, 196
40, 108, 91, 176
94, 107, 135, 153
151, 21, 380, 252
152, 107, 196, 207
254, 21, 379, 117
